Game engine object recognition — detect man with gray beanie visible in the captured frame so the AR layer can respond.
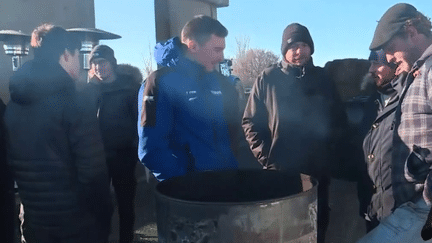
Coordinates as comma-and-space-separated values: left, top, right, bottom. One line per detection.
89, 44, 118, 83
242, 23, 346, 243
357, 3, 432, 242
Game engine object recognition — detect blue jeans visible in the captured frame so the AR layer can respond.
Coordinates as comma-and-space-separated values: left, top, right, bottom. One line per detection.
357, 198, 432, 242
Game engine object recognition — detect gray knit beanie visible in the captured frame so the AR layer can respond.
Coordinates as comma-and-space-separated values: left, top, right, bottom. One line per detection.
89, 44, 117, 68
281, 23, 314, 56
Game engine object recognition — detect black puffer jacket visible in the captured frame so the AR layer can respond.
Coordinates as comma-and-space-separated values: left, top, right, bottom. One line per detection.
0, 98, 14, 243
87, 64, 142, 153
4, 59, 112, 238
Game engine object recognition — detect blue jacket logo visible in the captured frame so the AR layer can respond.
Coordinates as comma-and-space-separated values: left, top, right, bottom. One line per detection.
211, 90, 222, 95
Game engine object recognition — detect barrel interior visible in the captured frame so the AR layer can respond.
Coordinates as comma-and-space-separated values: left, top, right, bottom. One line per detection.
156, 170, 312, 203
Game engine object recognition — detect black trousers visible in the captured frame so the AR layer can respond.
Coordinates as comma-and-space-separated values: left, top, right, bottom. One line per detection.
317, 176, 330, 243
106, 148, 137, 243
0, 182, 15, 243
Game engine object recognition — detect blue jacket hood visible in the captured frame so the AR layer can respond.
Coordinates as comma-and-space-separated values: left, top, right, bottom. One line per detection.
154, 37, 186, 67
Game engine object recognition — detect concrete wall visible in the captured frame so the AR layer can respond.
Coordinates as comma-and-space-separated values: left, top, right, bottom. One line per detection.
154, 0, 228, 42
0, 0, 95, 103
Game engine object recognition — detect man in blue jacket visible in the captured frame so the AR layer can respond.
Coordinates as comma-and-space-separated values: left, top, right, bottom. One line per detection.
138, 15, 239, 181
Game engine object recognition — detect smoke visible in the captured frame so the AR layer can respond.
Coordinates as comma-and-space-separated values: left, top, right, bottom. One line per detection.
360, 72, 377, 96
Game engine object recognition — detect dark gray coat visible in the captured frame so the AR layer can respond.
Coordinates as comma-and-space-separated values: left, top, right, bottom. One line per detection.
362, 73, 406, 221
242, 59, 346, 177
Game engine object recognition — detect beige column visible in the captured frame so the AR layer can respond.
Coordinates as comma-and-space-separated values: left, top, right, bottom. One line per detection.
154, 0, 228, 42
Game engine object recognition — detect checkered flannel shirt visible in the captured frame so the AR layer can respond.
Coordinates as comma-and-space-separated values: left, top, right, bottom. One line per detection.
399, 44, 432, 205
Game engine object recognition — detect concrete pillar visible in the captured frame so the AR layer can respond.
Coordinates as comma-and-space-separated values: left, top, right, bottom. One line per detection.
154, 0, 228, 42
0, 0, 95, 103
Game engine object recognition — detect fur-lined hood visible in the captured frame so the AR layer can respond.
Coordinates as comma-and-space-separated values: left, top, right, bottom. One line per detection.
88, 63, 143, 93
116, 63, 143, 84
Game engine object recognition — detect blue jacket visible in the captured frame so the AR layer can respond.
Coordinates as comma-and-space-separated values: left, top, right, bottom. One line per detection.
138, 53, 239, 181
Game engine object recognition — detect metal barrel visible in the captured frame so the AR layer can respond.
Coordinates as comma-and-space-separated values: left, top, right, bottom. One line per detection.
155, 170, 318, 243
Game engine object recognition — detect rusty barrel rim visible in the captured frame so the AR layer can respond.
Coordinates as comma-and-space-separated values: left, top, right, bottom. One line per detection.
155, 169, 318, 206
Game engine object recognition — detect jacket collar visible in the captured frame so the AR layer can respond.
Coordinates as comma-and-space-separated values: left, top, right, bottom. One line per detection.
177, 54, 217, 79
9, 58, 74, 105
411, 43, 432, 73
391, 72, 408, 95
280, 57, 315, 77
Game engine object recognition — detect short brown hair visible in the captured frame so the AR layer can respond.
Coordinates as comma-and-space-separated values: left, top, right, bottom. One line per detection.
399, 12, 432, 37
181, 15, 228, 46
31, 23, 81, 61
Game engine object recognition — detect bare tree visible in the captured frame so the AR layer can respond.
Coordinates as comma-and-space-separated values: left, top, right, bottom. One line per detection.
235, 35, 250, 60
142, 42, 155, 80
232, 47, 279, 88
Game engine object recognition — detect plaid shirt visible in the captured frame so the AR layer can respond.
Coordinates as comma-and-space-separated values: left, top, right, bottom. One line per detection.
398, 44, 432, 206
